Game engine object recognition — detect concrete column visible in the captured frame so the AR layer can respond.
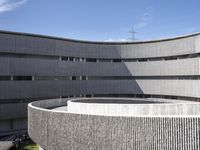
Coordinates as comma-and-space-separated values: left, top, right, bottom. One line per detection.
59, 56, 62, 61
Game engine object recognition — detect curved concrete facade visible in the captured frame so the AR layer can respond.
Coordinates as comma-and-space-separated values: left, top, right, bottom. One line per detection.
28, 98, 200, 150
1, 30, 200, 136
67, 98, 200, 116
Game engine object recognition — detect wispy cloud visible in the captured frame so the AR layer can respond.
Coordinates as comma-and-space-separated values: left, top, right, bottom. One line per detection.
134, 6, 153, 30
0, 0, 27, 14
105, 38, 131, 42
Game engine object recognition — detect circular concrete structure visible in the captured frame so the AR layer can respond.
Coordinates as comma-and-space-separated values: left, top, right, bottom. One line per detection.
28, 98, 200, 150
67, 98, 200, 116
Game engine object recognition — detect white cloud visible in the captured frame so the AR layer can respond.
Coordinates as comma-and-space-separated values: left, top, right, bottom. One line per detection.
134, 6, 153, 30
105, 38, 131, 42
0, 0, 27, 14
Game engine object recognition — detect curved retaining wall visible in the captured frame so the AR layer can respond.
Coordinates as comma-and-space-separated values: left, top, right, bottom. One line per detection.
67, 98, 200, 116
28, 98, 200, 150
1, 30, 200, 135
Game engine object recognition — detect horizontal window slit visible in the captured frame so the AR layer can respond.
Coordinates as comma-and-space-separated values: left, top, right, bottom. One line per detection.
1, 75, 200, 81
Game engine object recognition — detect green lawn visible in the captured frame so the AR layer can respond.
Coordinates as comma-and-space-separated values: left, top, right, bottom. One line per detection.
23, 144, 39, 150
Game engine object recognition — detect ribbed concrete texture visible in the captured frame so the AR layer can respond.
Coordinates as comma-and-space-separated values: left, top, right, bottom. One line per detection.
28, 98, 200, 150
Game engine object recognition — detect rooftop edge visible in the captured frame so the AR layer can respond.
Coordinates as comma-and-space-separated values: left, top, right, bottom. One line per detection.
0, 30, 200, 44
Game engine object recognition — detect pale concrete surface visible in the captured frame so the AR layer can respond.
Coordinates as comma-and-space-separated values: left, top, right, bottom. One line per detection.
0, 141, 13, 150
28, 98, 200, 150
67, 98, 200, 116
52, 106, 67, 111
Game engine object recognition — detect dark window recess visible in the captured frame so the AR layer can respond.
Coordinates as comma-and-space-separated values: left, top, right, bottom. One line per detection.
81, 76, 87, 80
34, 76, 70, 80
86, 58, 97, 62
113, 59, 122, 62
13, 76, 32, 80
138, 58, 148, 62
164, 56, 177, 60
0, 76, 11, 80
61, 57, 69, 61
98, 59, 111, 62
61, 96, 69, 98
85, 95, 92, 97
188, 54, 197, 58
68, 95, 74, 98
123, 59, 137, 62
71, 76, 76, 80
69, 57, 74, 61
148, 57, 163, 61
179, 55, 189, 59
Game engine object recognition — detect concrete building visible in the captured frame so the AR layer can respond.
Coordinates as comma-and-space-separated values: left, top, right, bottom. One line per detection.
1, 30, 200, 148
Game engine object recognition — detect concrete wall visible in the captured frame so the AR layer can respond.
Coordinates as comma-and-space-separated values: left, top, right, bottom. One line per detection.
0, 103, 27, 120
125, 58, 200, 76
0, 57, 200, 76
1, 32, 200, 58
120, 35, 200, 58
136, 80, 200, 98
28, 99, 200, 150
0, 80, 143, 99
67, 98, 200, 116
1, 30, 200, 135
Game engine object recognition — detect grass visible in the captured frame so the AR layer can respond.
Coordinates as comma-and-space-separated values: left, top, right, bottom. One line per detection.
23, 144, 39, 150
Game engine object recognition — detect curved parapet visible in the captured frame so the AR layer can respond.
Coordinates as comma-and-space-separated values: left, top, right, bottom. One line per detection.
67, 98, 200, 116
28, 98, 200, 150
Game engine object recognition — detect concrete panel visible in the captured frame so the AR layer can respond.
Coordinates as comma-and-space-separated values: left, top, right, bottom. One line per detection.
0, 32, 121, 58
0, 103, 27, 120
10, 58, 57, 76
14, 34, 55, 55
136, 80, 200, 98
125, 58, 200, 76
0, 33, 16, 52
1, 79, 200, 99
0, 80, 143, 99
0, 120, 11, 131
121, 36, 195, 58
0, 57, 10, 75
1, 57, 200, 76
1, 32, 198, 59
13, 118, 27, 130
1, 57, 199, 76
55, 40, 121, 58
195, 34, 200, 52
6, 57, 130, 76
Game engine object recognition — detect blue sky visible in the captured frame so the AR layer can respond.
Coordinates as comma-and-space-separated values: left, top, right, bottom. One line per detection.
0, 0, 200, 41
